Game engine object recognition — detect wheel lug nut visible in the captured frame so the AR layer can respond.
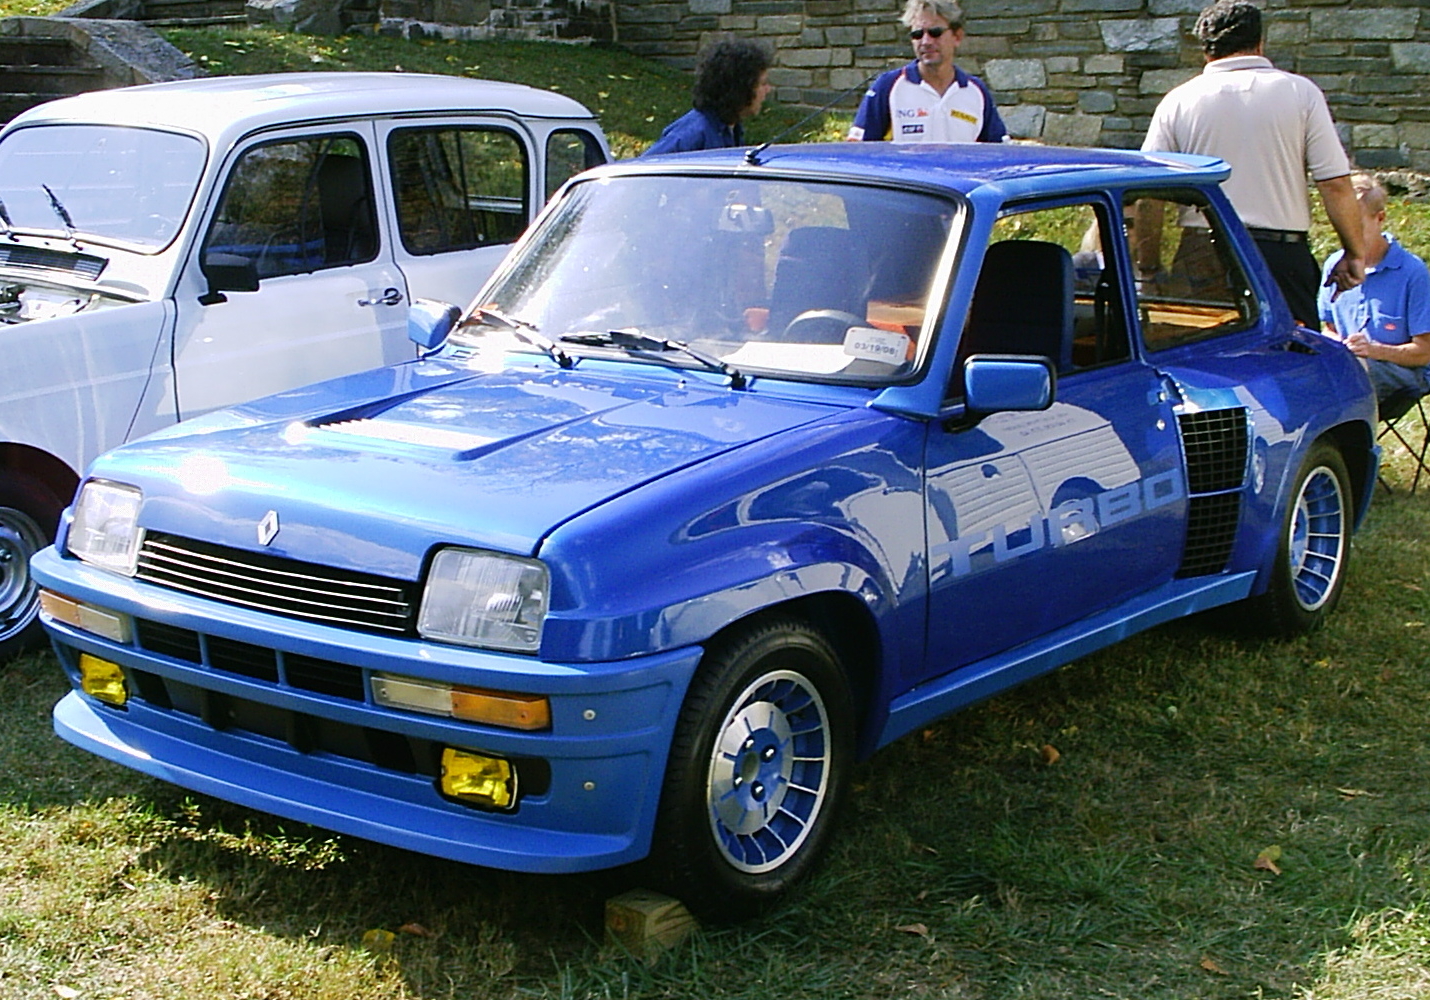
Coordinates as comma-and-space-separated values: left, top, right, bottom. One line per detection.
762, 746, 776, 761
752, 782, 764, 799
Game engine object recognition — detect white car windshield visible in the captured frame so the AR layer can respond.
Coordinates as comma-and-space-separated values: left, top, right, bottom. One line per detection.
461, 174, 960, 384
0, 124, 205, 250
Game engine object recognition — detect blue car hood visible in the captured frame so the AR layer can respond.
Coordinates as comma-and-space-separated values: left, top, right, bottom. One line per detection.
106, 363, 840, 580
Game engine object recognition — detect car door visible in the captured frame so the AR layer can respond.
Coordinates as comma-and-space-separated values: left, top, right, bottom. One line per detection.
374, 116, 539, 311
922, 198, 1187, 676
170, 124, 411, 417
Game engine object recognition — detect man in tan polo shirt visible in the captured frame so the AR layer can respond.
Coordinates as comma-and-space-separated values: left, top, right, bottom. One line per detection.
1140, 0, 1365, 327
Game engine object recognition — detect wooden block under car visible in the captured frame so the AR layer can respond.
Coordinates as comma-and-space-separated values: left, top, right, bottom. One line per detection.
604, 889, 698, 955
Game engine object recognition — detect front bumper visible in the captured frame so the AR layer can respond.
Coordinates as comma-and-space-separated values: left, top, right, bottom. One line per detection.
34, 547, 702, 874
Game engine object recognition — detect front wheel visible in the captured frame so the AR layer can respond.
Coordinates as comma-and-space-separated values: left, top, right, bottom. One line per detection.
0, 474, 64, 662
647, 617, 854, 921
1241, 441, 1352, 636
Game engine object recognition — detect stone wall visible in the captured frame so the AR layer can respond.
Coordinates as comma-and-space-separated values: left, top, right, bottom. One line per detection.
611, 0, 1430, 170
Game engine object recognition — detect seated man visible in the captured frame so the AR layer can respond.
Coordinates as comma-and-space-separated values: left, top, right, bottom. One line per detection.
1318, 173, 1430, 405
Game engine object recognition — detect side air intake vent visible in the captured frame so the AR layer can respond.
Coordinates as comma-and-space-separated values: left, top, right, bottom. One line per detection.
1176, 407, 1249, 577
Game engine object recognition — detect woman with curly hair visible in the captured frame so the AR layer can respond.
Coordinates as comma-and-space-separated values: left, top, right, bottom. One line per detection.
644, 38, 773, 155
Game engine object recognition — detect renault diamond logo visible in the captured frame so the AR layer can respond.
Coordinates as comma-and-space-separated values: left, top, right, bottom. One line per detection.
257, 510, 280, 546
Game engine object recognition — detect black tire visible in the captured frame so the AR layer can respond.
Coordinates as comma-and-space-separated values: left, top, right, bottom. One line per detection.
1240, 441, 1352, 637
646, 616, 854, 922
0, 473, 64, 662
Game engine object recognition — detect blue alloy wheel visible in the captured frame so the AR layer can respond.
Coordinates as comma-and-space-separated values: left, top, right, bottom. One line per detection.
1288, 464, 1346, 613
650, 616, 853, 921
706, 669, 832, 873
1242, 441, 1352, 636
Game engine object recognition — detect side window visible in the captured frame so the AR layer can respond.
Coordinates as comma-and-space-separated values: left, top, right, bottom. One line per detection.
955, 201, 1132, 385
389, 127, 528, 255
203, 134, 376, 280
1126, 189, 1259, 351
544, 129, 605, 202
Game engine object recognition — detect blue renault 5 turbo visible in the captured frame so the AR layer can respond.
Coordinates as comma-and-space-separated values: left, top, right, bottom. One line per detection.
32, 142, 1377, 920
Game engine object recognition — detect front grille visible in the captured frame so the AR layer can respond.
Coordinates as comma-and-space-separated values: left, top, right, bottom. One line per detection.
136, 532, 418, 635
1175, 407, 1250, 578
135, 618, 360, 699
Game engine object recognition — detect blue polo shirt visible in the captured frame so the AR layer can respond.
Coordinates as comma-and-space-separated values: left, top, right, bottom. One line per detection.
1318, 235, 1430, 348
848, 62, 1006, 143
643, 108, 743, 156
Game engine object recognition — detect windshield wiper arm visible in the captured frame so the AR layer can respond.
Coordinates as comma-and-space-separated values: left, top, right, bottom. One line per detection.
561, 329, 746, 389
41, 184, 78, 244
470, 306, 573, 369
0, 199, 13, 239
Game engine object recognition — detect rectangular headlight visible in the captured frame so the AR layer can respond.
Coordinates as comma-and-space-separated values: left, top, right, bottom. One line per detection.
417, 548, 548, 653
67, 480, 144, 576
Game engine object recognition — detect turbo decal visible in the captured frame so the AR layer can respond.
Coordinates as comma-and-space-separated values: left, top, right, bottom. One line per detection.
934, 468, 1185, 578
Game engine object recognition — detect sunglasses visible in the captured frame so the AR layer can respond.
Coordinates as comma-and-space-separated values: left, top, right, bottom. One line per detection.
909, 26, 952, 39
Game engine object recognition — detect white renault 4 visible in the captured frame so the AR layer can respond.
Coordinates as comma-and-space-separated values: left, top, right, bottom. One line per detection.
0, 71, 609, 657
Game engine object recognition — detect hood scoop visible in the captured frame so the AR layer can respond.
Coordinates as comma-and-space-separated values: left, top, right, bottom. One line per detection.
315, 416, 498, 453
0, 244, 107, 280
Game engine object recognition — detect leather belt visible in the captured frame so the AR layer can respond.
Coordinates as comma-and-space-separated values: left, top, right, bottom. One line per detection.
1247, 227, 1308, 244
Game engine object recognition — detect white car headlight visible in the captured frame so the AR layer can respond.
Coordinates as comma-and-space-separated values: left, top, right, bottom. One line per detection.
417, 548, 549, 653
67, 480, 144, 576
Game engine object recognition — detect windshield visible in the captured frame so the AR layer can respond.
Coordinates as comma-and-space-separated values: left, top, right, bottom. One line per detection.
462, 173, 959, 383
0, 124, 206, 250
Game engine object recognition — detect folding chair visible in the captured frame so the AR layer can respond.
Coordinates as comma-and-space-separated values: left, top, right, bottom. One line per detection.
1376, 386, 1430, 495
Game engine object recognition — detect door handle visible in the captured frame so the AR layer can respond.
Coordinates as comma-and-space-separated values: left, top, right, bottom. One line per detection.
358, 287, 403, 307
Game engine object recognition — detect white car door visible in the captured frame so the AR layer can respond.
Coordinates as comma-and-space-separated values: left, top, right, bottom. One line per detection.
374, 115, 541, 310
170, 123, 411, 418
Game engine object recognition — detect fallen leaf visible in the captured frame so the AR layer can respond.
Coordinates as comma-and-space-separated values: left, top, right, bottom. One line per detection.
922, 728, 936, 741
1040, 744, 1061, 765
895, 922, 931, 939
1254, 845, 1283, 875
1404, 621, 1424, 629
1200, 955, 1228, 975
398, 922, 435, 938
53, 987, 80, 999
1336, 787, 1382, 799
361, 928, 396, 953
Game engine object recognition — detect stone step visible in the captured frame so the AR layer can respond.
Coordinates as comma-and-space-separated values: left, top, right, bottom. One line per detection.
0, 36, 88, 66
139, 0, 246, 16
141, 12, 248, 24
0, 65, 107, 95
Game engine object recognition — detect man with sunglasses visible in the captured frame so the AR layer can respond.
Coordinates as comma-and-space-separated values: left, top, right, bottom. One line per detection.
847, 0, 1006, 144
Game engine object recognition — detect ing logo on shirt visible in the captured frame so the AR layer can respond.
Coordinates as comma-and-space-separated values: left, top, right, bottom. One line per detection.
896, 108, 930, 118
901, 123, 925, 135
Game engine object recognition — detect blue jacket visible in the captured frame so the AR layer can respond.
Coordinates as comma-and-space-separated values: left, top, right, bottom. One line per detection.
644, 108, 743, 155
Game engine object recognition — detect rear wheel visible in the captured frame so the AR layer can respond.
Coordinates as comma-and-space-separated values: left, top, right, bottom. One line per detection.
1243, 441, 1352, 636
0, 474, 63, 662
647, 617, 854, 921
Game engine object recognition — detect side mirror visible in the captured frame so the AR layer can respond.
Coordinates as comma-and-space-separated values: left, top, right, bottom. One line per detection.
963, 354, 1056, 413
198, 251, 259, 305
408, 298, 461, 350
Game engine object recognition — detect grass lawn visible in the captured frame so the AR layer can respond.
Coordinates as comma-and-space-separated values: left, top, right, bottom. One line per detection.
2, 14, 1430, 999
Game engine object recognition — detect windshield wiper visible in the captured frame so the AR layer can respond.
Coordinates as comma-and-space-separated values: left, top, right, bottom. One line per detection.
41, 184, 79, 245
468, 306, 573, 369
561, 329, 746, 389
0, 199, 14, 240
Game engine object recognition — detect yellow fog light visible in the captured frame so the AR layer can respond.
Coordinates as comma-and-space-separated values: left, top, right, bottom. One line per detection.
439, 748, 516, 810
78, 653, 128, 707
40, 590, 131, 643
